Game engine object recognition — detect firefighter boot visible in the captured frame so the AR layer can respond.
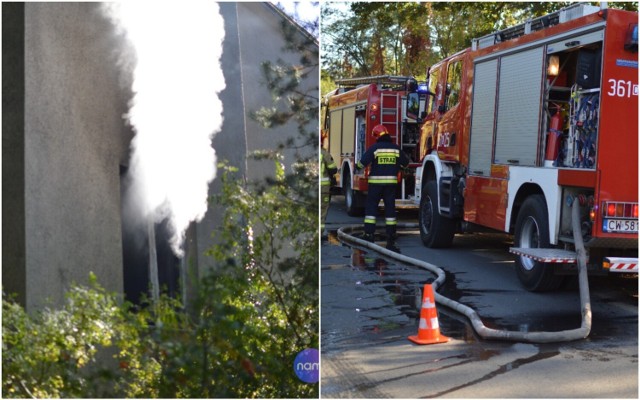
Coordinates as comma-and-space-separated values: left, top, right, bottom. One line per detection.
363, 233, 375, 243
386, 239, 400, 253
386, 225, 399, 252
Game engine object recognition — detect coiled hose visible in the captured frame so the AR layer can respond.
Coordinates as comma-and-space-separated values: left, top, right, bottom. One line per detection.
337, 201, 592, 343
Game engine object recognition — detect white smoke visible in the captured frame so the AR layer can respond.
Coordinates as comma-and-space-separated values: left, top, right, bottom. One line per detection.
104, 2, 226, 256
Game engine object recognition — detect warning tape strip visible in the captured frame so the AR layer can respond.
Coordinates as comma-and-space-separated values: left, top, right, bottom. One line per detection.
510, 249, 576, 264
608, 263, 638, 272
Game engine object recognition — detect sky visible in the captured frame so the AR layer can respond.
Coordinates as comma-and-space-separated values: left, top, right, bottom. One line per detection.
275, 1, 319, 37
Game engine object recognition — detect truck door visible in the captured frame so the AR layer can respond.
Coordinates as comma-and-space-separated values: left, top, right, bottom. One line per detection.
436, 53, 466, 163
418, 66, 443, 160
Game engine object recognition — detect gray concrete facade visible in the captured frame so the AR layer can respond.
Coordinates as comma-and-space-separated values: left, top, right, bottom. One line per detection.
2, 2, 318, 311
190, 2, 319, 273
4, 3, 130, 310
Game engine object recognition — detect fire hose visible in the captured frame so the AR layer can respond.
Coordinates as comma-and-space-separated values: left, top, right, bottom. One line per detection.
337, 199, 592, 343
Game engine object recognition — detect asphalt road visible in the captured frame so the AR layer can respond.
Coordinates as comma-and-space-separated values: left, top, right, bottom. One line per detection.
321, 195, 638, 398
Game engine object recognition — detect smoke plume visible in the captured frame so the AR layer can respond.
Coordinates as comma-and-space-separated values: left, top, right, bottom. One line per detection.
104, 2, 226, 256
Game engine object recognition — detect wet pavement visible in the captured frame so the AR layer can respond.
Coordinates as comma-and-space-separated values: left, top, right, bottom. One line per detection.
321, 237, 427, 353
321, 196, 638, 398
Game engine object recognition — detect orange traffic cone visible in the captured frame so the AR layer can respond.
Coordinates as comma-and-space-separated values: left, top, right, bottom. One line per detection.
408, 283, 450, 345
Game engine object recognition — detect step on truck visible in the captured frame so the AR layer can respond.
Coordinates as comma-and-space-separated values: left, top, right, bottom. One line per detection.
327, 4, 639, 291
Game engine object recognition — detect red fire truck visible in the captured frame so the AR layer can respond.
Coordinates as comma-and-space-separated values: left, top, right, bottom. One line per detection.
325, 4, 638, 291
321, 75, 423, 216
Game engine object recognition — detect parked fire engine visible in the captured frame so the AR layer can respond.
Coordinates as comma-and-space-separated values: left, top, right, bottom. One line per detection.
324, 4, 638, 291
321, 75, 423, 216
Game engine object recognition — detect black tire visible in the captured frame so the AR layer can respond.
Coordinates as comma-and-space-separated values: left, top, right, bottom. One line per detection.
344, 173, 364, 217
514, 194, 564, 292
419, 180, 456, 248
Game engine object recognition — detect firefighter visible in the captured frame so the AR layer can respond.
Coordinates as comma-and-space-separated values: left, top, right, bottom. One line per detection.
321, 133, 337, 240
356, 124, 409, 252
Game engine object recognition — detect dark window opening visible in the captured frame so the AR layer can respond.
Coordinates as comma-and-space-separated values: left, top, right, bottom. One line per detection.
120, 165, 180, 305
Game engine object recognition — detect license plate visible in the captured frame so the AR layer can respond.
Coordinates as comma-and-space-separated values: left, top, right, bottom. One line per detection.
603, 219, 639, 233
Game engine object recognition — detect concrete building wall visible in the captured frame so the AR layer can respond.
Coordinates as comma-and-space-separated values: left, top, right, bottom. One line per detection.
2, 2, 318, 311
238, 2, 317, 180
22, 3, 130, 310
191, 2, 319, 272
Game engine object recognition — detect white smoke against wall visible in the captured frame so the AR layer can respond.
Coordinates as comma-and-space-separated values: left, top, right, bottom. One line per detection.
104, 2, 226, 256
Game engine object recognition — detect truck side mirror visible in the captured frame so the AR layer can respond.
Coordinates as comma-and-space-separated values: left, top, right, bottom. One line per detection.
406, 92, 420, 121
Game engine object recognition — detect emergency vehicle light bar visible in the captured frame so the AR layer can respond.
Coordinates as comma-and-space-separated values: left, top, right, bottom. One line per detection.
335, 75, 413, 88
472, 4, 600, 50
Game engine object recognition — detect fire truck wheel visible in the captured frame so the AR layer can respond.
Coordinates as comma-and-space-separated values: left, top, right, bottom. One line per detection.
514, 194, 564, 292
344, 173, 364, 217
419, 180, 455, 248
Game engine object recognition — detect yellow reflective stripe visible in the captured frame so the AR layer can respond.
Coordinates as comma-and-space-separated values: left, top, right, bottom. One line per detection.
374, 149, 399, 156
364, 216, 376, 224
385, 218, 397, 225
368, 175, 397, 184
356, 162, 364, 169
369, 179, 397, 184
326, 162, 337, 169
375, 153, 399, 159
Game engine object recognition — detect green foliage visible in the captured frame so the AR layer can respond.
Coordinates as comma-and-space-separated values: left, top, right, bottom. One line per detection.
208, 11, 319, 396
321, 69, 337, 98
322, 2, 435, 78
205, 160, 318, 398
2, 275, 160, 398
322, 1, 638, 80
2, 162, 318, 398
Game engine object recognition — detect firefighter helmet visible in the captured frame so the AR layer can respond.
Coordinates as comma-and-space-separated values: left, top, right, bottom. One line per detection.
372, 124, 389, 138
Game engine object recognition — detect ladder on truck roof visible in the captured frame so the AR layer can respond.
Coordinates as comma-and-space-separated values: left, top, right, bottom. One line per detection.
472, 4, 600, 50
335, 75, 412, 88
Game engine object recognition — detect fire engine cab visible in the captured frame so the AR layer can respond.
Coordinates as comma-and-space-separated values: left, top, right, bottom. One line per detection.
325, 4, 638, 291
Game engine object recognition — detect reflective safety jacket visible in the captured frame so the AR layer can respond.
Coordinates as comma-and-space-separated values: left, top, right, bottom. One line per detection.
356, 141, 409, 184
321, 148, 337, 186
